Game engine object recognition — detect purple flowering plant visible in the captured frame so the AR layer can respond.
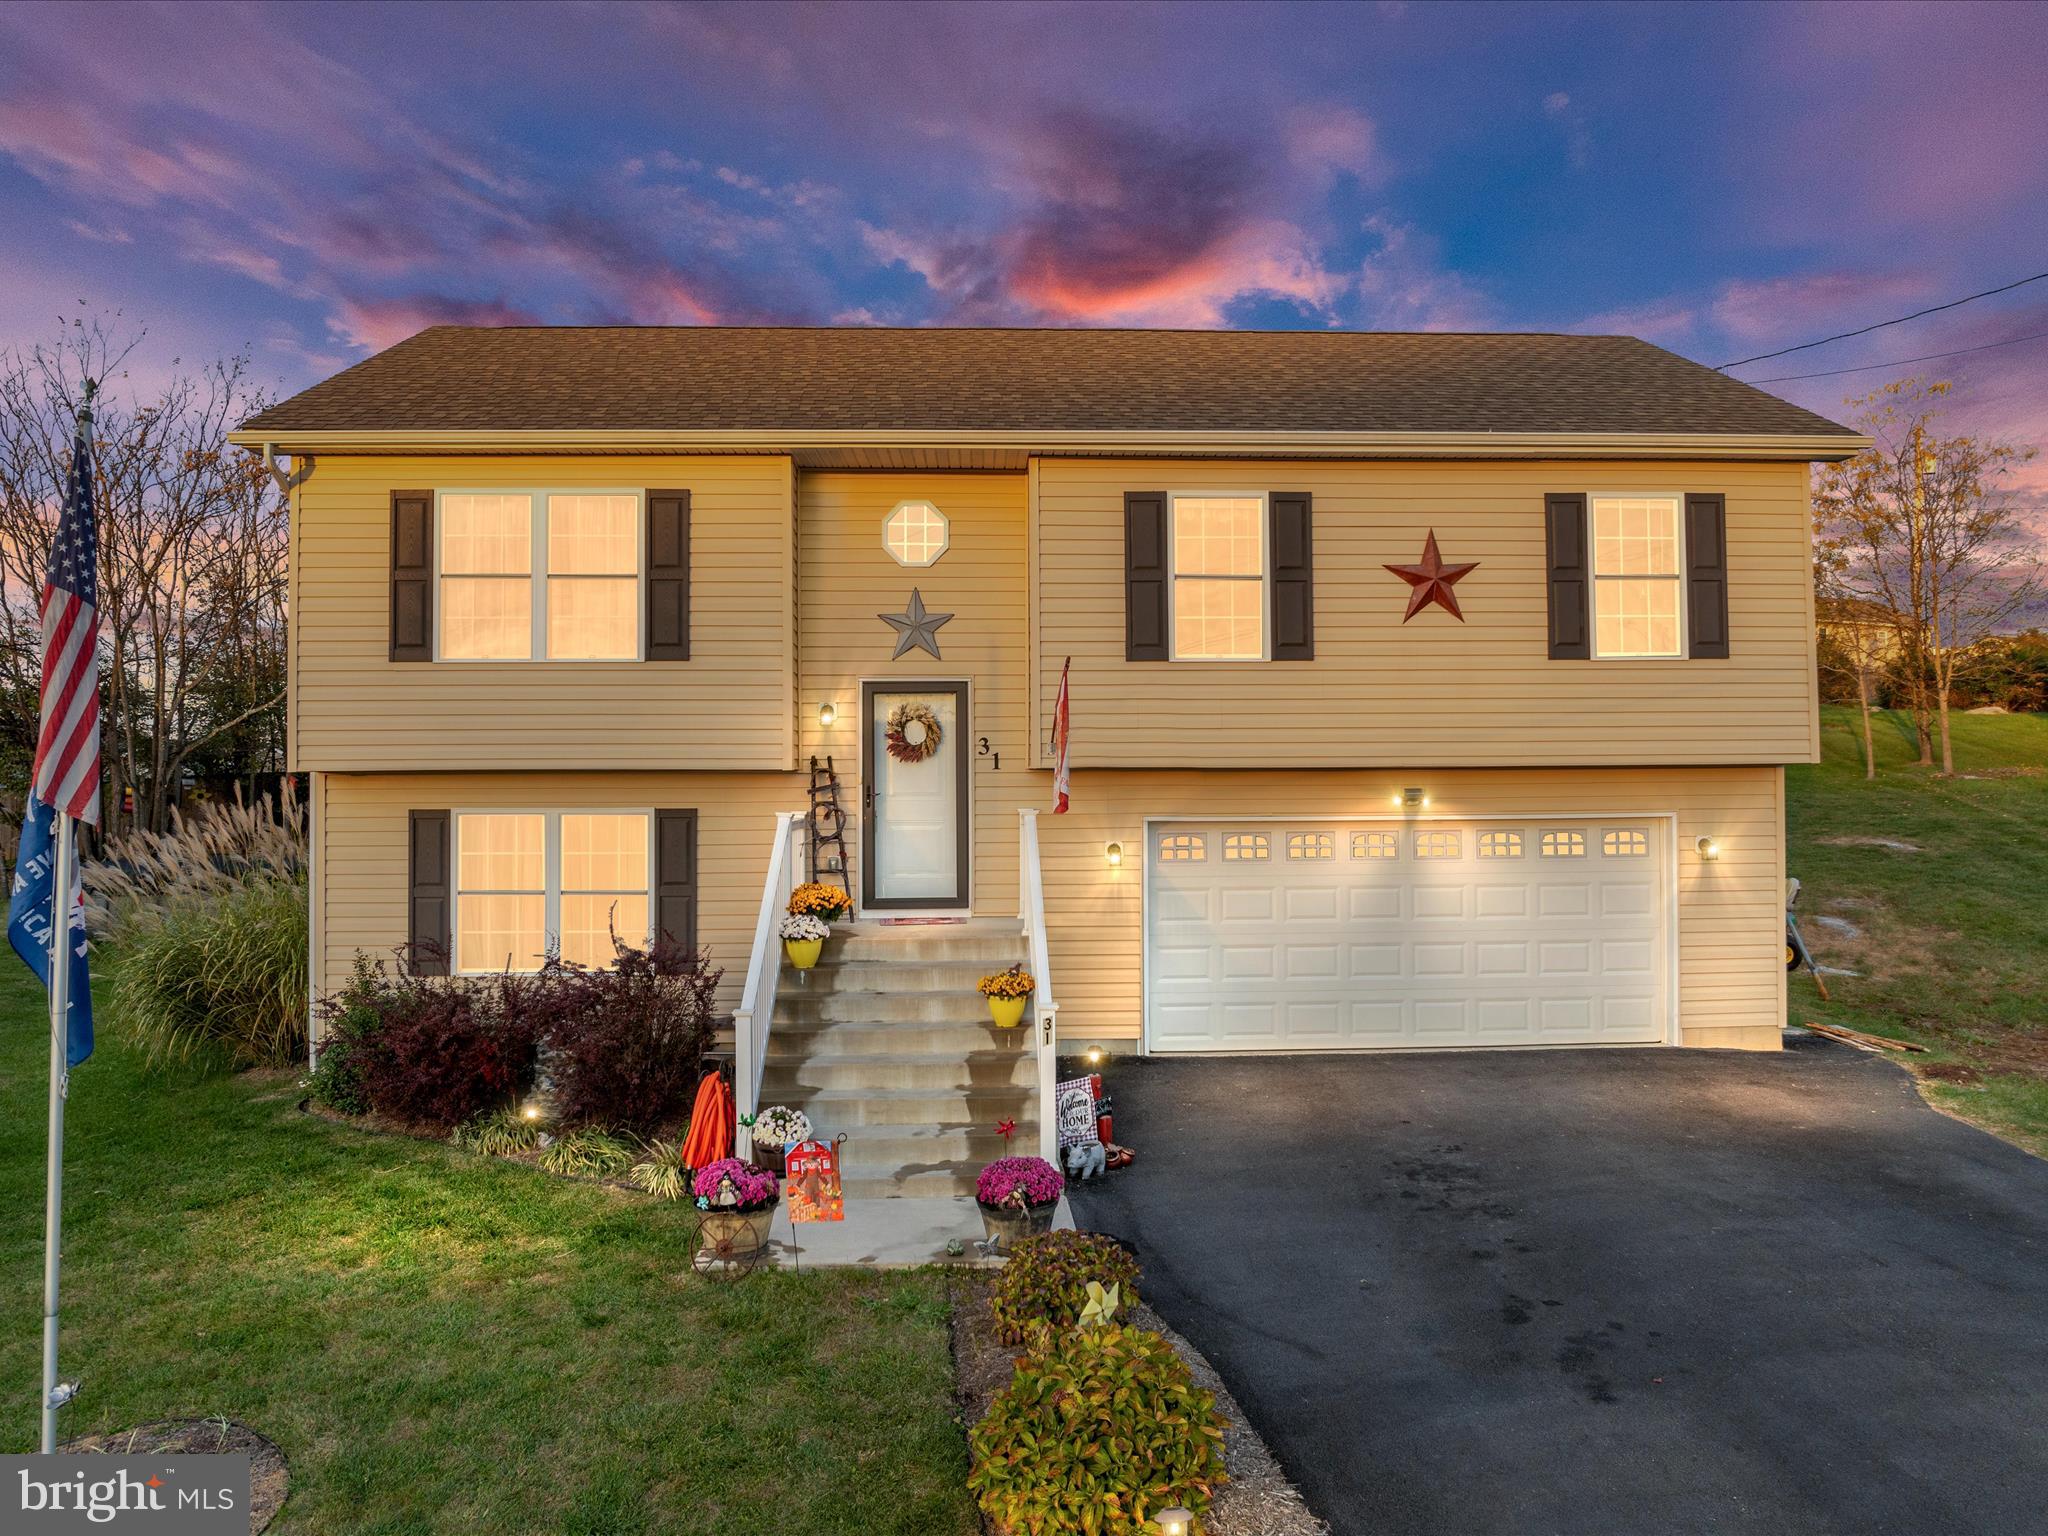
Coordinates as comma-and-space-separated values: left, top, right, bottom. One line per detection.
976, 1155, 1064, 1211
692, 1157, 779, 1212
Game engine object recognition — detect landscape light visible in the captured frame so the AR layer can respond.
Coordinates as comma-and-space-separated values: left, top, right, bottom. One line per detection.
1086, 1047, 1104, 1066
1154, 1507, 1195, 1536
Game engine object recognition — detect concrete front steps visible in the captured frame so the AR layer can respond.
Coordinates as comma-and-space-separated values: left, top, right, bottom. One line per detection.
758, 918, 1038, 1198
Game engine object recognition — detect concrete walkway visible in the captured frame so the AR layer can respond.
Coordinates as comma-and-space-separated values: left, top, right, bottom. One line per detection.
761, 1193, 1074, 1269
1070, 1038, 2048, 1536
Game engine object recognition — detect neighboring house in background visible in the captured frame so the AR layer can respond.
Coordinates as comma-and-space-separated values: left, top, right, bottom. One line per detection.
234, 327, 1863, 1181
1816, 594, 1904, 665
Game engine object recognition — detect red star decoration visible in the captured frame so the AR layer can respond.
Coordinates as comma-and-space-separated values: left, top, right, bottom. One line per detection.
1383, 530, 1480, 622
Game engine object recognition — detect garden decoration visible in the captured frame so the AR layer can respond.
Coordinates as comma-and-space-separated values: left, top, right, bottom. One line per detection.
877, 587, 953, 659
692, 1157, 779, 1279
779, 912, 828, 970
1078, 1280, 1120, 1328
787, 881, 851, 923
1384, 529, 1479, 621
784, 1133, 846, 1263
978, 962, 1033, 1027
884, 699, 944, 763
975, 1155, 1063, 1252
995, 1116, 1017, 1148
1054, 1074, 1108, 1180
746, 1104, 810, 1174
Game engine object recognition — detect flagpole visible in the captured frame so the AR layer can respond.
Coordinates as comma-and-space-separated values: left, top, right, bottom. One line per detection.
40, 809, 71, 1454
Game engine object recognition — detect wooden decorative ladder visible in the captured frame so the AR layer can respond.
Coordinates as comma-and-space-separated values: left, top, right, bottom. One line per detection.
807, 755, 851, 898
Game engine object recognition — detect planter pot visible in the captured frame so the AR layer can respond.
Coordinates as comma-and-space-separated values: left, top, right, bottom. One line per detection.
784, 936, 823, 970
986, 993, 1029, 1029
977, 1197, 1059, 1252
751, 1141, 788, 1176
698, 1203, 776, 1256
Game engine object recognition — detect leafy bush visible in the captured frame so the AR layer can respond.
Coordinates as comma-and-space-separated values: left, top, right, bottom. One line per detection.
969, 1323, 1227, 1536
308, 961, 381, 1114
322, 958, 556, 1129
538, 1126, 637, 1179
988, 1230, 1141, 1345
628, 1138, 690, 1201
543, 934, 722, 1132
453, 1103, 543, 1157
100, 872, 308, 1069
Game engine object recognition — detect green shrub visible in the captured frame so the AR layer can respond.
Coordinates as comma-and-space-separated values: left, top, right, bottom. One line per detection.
988, 1230, 1141, 1345
968, 1323, 1227, 1535
628, 1137, 691, 1201
453, 1104, 543, 1157
539, 1126, 636, 1179
100, 872, 309, 1069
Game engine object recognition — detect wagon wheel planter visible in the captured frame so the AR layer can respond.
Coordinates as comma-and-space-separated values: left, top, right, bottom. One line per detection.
692, 1204, 774, 1280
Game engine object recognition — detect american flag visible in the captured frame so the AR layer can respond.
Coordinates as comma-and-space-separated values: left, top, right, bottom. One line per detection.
1051, 656, 1071, 814
32, 405, 100, 824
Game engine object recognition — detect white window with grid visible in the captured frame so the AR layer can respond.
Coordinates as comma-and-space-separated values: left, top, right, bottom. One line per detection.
1170, 493, 1266, 660
1591, 494, 1684, 659
1157, 831, 1205, 862
883, 501, 949, 567
1540, 829, 1586, 858
1477, 830, 1524, 859
454, 810, 651, 973
1286, 830, 1335, 860
439, 491, 641, 660
1221, 831, 1270, 861
1351, 830, 1398, 860
1603, 828, 1648, 857
1415, 829, 1462, 860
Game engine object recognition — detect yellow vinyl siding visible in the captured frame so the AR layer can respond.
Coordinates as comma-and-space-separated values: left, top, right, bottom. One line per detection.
291, 455, 795, 772
312, 771, 805, 1015
1032, 458, 1819, 769
1032, 764, 1785, 1050
794, 473, 1034, 913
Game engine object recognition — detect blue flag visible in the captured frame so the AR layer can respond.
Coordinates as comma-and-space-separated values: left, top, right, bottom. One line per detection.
9, 797, 92, 1067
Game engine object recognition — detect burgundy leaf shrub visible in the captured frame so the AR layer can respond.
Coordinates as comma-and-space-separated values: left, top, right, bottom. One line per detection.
543, 934, 723, 1132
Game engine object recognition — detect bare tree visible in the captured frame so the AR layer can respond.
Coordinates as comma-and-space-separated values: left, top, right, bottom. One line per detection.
0, 311, 288, 834
1813, 378, 2040, 776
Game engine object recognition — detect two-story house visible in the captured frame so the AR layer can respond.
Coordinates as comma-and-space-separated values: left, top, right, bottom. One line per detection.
235, 326, 1862, 1186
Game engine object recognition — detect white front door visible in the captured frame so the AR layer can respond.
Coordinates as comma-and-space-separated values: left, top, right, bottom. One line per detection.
863, 683, 968, 909
1145, 817, 1671, 1051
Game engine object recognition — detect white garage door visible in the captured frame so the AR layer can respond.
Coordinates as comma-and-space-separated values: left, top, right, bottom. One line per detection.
1146, 818, 1671, 1052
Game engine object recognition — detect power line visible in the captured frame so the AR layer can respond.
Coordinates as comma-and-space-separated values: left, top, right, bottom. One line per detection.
1743, 326, 2048, 384
1716, 269, 2048, 370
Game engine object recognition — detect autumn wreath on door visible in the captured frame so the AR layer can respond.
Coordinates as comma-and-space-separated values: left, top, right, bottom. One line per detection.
885, 701, 944, 763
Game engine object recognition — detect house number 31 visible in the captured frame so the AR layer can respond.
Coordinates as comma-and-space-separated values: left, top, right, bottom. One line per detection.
977, 736, 999, 770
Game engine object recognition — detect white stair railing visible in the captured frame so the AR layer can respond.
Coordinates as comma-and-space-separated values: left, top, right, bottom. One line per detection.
1018, 809, 1061, 1165
732, 810, 806, 1159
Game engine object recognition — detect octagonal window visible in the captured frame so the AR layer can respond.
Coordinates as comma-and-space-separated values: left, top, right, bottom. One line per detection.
883, 500, 949, 567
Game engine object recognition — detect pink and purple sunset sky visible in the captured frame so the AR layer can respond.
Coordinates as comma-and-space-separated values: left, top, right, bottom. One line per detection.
2, 0, 2045, 491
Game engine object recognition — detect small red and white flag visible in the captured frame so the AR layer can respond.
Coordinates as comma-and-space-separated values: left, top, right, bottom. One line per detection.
1051, 656, 1072, 813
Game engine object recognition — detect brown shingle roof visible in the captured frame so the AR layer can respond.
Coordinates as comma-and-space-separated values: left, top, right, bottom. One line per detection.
242, 326, 1858, 438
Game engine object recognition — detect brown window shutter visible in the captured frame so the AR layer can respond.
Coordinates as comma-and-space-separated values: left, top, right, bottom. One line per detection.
390, 491, 433, 661
646, 490, 690, 660
407, 810, 450, 975
1125, 491, 1169, 661
1544, 493, 1591, 660
654, 809, 698, 953
1269, 492, 1314, 660
1685, 493, 1730, 659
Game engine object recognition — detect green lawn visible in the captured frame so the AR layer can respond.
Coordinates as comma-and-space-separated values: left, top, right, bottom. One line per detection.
0, 981, 979, 1535
1789, 705, 2048, 1155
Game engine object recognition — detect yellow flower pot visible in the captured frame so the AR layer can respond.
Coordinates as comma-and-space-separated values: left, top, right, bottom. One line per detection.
784, 937, 823, 970
987, 993, 1028, 1029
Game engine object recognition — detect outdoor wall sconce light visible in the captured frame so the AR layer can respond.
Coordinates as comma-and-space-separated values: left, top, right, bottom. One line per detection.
1086, 1047, 1105, 1066
1105, 841, 1124, 866
1696, 835, 1721, 861
1393, 787, 1428, 808
1153, 1507, 1195, 1536
818, 702, 837, 727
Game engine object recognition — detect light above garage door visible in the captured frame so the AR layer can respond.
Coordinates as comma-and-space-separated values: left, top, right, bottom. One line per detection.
1145, 818, 1672, 1052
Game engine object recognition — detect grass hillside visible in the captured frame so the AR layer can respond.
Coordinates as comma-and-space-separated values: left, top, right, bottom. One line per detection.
0, 981, 979, 1535
1789, 706, 2048, 1154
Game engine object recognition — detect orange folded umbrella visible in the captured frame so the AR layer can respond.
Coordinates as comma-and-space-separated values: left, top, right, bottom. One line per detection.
680, 1071, 734, 1170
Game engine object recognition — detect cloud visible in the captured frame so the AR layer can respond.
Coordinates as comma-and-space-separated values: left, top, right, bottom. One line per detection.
326, 294, 542, 352
1355, 216, 1492, 331
1541, 90, 1590, 170
1709, 269, 1929, 346
65, 219, 131, 245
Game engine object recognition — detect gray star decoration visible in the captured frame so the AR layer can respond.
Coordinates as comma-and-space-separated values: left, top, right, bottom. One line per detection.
878, 587, 954, 659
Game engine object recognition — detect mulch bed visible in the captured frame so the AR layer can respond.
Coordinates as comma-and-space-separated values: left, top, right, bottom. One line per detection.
950, 1273, 1329, 1536
61, 1418, 288, 1532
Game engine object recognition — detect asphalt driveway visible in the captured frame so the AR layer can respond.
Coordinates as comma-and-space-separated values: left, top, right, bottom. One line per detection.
1068, 1038, 2048, 1536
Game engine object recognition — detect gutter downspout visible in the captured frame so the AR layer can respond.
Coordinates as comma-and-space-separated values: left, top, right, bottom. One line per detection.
261, 442, 314, 494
